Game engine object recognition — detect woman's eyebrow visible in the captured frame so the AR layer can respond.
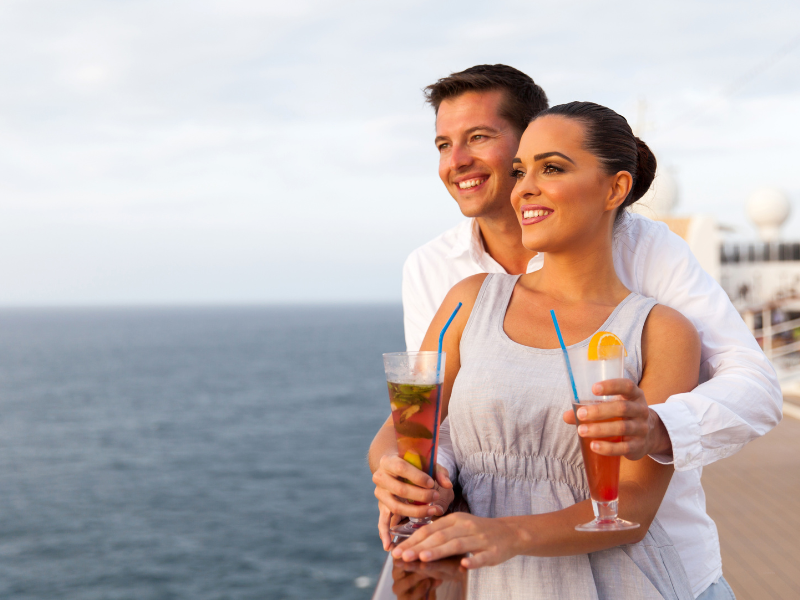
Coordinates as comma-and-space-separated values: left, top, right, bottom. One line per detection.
533, 151, 575, 164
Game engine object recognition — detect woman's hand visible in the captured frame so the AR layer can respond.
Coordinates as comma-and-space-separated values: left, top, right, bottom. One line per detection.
373, 455, 454, 550
391, 513, 524, 569
561, 377, 672, 460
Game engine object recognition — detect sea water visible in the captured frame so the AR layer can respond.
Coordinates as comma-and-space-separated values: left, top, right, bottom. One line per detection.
0, 305, 402, 599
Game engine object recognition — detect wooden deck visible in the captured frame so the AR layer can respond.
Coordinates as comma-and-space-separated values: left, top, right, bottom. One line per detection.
703, 401, 800, 599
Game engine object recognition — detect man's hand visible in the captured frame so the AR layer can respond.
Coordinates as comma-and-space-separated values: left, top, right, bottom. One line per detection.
373, 454, 454, 550
561, 378, 672, 460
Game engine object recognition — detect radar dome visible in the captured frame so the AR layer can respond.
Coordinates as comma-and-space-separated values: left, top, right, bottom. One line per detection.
630, 167, 678, 219
746, 188, 790, 241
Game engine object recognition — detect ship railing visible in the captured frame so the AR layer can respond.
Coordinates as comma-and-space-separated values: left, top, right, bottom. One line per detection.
742, 301, 800, 364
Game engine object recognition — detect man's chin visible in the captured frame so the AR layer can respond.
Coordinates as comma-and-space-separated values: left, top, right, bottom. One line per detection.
453, 197, 496, 219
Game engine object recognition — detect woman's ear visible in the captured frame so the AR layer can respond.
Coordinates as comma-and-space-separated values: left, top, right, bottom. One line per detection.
605, 171, 633, 211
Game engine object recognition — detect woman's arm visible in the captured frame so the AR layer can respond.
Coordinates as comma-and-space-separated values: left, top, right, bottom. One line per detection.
393, 304, 701, 567
368, 274, 487, 550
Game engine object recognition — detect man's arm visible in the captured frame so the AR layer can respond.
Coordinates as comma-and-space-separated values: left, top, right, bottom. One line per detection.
402, 250, 442, 352
626, 216, 782, 471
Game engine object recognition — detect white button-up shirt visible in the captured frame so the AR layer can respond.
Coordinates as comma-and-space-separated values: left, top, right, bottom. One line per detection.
402, 214, 782, 597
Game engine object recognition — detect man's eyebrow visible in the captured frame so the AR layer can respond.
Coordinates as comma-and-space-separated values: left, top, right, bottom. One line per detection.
512, 158, 521, 164
465, 125, 500, 135
533, 151, 575, 164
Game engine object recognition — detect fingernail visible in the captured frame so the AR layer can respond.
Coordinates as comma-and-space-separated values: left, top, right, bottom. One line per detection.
432, 491, 440, 501
578, 425, 588, 435
403, 550, 416, 561
577, 408, 587, 419
392, 548, 402, 558
426, 478, 434, 488
591, 442, 599, 451
420, 551, 432, 561
428, 507, 437, 516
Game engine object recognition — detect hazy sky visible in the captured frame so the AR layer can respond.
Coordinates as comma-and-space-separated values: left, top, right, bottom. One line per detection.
1, 0, 799, 304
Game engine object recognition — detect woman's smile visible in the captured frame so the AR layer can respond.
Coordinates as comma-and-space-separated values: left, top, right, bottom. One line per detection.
520, 204, 553, 225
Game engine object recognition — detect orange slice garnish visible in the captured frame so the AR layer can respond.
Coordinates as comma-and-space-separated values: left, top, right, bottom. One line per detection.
587, 331, 627, 360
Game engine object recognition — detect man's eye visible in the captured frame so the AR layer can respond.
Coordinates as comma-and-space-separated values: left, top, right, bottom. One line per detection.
437, 143, 450, 151
510, 169, 525, 179
471, 135, 485, 142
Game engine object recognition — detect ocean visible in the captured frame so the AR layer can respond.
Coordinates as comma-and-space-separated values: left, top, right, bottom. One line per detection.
0, 305, 403, 599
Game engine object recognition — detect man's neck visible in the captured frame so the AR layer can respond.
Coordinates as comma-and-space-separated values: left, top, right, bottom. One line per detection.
475, 208, 536, 275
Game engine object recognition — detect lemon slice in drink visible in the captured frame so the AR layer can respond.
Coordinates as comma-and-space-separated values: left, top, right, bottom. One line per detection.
587, 331, 627, 360
403, 450, 423, 470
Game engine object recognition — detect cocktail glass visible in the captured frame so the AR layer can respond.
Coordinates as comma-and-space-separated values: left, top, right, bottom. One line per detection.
383, 351, 445, 539
566, 343, 639, 532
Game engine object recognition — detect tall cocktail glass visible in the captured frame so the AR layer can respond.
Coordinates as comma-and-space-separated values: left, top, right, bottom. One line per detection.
566, 343, 639, 532
383, 351, 445, 539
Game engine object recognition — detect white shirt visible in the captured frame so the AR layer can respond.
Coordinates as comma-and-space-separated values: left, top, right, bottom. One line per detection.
402, 214, 782, 597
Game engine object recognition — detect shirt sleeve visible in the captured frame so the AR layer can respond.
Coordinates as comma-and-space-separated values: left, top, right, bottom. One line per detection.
633, 219, 783, 472
402, 251, 436, 352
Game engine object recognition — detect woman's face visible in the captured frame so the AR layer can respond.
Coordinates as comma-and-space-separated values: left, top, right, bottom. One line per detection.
510, 115, 629, 255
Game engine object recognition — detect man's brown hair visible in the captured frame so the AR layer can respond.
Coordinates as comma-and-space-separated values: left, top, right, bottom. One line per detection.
423, 64, 549, 135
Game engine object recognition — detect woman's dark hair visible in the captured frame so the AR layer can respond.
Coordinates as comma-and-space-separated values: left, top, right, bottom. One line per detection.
531, 102, 656, 218
424, 64, 549, 135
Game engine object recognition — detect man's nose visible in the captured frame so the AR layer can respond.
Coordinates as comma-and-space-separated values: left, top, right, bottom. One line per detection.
447, 142, 473, 171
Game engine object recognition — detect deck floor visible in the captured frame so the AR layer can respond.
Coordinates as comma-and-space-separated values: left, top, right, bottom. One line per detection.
702, 403, 800, 599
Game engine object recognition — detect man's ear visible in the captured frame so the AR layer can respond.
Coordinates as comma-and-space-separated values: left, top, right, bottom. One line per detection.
605, 171, 633, 211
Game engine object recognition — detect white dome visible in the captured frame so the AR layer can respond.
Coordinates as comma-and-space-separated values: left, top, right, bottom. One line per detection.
630, 167, 678, 218
746, 188, 790, 241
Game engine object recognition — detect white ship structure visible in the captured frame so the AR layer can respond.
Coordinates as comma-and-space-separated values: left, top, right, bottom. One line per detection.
631, 172, 800, 395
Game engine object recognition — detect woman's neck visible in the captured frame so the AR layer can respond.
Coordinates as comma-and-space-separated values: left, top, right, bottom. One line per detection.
530, 228, 628, 306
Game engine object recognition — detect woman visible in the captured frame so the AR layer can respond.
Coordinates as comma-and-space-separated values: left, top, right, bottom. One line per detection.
370, 102, 702, 599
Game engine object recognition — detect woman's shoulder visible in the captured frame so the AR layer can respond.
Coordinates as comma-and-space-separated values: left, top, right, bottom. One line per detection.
642, 303, 700, 361
448, 272, 491, 298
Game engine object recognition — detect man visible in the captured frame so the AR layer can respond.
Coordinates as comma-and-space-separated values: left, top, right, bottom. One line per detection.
373, 64, 782, 598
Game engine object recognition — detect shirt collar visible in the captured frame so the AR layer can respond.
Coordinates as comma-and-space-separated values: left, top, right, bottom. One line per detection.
447, 218, 544, 274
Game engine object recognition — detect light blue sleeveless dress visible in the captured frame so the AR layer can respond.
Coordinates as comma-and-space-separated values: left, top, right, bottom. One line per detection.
445, 274, 693, 599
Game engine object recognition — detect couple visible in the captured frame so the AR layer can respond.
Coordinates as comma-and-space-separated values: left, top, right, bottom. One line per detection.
368, 65, 781, 599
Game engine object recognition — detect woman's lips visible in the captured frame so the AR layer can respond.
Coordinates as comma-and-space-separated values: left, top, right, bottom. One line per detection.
521, 205, 553, 225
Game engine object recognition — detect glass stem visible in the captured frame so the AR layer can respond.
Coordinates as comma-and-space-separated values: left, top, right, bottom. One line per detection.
592, 499, 619, 523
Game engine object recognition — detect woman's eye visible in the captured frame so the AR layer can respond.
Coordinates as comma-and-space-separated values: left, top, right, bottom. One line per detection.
510, 169, 525, 180
543, 163, 563, 174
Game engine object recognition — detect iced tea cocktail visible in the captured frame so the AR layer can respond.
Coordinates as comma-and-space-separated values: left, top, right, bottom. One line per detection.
567, 336, 639, 532
383, 351, 445, 539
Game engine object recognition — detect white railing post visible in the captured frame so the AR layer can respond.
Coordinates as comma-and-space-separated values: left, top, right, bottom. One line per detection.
763, 308, 773, 359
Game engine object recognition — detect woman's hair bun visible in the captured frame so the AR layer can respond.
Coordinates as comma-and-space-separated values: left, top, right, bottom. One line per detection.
630, 137, 657, 203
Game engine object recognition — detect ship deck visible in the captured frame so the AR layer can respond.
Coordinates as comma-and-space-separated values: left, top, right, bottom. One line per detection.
703, 399, 800, 599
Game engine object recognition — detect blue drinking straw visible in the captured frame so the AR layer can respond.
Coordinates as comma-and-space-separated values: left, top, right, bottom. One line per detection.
429, 302, 462, 478
550, 310, 579, 404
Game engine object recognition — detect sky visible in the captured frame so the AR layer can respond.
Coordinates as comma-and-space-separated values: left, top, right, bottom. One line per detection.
0, 0, 799, 305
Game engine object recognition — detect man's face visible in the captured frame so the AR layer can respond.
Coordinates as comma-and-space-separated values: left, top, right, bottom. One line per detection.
435, 90, 522, 219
